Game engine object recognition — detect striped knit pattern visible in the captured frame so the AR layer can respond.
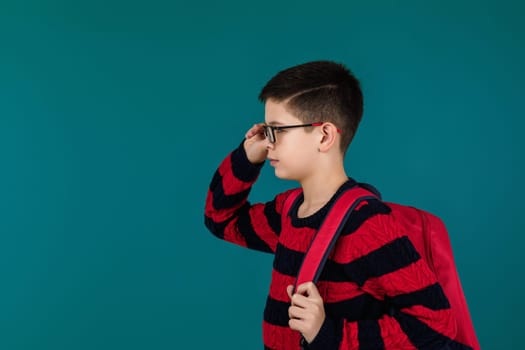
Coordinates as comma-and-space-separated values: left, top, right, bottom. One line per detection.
204, 145, 461, 350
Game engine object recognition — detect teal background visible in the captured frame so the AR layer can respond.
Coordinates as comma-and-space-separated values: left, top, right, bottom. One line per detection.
1, 0, 523, 348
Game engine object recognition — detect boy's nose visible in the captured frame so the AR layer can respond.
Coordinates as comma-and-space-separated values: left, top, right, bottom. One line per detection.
265, 138, 274, 149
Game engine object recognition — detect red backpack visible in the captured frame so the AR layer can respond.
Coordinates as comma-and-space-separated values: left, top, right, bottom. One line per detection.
284, 186, 480, 350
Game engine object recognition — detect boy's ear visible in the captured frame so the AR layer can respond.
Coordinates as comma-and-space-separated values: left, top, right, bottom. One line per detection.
318, 123, 339, 152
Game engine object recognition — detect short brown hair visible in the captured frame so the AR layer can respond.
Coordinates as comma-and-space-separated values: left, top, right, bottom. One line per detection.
259, 61, 363, 154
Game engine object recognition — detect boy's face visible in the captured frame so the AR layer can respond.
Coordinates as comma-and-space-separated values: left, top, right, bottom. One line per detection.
264, 100, 320, 181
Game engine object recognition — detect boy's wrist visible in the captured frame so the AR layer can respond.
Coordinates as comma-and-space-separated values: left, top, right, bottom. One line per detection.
301, 316, 339, 350
231, 140, 264, 182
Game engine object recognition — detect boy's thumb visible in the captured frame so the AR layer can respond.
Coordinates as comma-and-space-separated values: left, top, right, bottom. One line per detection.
286, 285, 294, 299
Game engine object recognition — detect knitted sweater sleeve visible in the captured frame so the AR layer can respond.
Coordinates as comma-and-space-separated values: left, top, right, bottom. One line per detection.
204, 143, 288, 253
307, 212, 458, 350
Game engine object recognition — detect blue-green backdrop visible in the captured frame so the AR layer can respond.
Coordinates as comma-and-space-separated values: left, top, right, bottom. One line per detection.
1, 1, 523, 349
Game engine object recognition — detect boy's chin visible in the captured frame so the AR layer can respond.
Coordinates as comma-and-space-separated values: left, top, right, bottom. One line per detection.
273, 169, 299, 182
273, 168, 287, 179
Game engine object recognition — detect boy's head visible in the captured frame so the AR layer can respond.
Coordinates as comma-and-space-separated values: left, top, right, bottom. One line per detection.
259, 60, 363, 155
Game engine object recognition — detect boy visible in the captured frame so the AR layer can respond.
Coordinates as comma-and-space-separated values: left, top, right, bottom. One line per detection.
204, 61, 456, 349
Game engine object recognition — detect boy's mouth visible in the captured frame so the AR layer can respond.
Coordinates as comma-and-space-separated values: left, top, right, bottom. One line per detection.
268, 158, 278, 166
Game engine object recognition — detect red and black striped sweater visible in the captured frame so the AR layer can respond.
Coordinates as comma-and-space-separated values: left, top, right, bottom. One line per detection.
204, 144, 458, 350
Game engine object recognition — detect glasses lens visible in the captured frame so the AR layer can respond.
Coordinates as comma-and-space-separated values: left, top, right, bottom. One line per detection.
263, 126, 269, 138
263, 126, 275, 143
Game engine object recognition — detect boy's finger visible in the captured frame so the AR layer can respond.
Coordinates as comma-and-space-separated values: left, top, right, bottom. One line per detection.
288, 318, 306, 333
247, 123, 263, 134
295, 282, 321, 299
288, 285, 312, 308
288, 305, 307, 320
290, 293, 311, 308
286, 285, 294, 300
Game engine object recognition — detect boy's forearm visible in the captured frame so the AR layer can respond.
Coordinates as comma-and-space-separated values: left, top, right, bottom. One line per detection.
205, 142, 262, 229
204, 142, 282, 253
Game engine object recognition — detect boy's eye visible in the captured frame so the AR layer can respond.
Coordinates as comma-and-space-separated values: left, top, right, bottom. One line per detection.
274, 128, 285, 133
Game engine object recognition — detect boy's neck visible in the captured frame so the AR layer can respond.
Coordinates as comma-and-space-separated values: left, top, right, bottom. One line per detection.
299, 165, 349, 213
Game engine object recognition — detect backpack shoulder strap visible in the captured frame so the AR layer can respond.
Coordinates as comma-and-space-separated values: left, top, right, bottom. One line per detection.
294, 187, 378, 292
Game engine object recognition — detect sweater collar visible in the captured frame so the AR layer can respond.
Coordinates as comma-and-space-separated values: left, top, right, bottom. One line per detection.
289, 178, 359, 228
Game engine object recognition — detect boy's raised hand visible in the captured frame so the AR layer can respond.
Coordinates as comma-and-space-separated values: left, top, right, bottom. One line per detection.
287, 282, 326, 344
243, 123, 269, 164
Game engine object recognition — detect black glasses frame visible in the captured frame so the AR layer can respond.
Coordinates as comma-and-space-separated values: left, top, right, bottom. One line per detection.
262, 122, 323, 143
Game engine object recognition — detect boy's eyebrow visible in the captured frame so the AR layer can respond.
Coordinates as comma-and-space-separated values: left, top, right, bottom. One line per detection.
265, 121, 284, 126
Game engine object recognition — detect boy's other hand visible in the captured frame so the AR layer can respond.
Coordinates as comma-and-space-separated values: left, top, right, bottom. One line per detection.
244, 123, 268, 164
287, 282, 326, 344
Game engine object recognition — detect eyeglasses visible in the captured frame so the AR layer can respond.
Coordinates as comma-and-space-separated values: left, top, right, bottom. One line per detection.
262, 122, 341, 143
